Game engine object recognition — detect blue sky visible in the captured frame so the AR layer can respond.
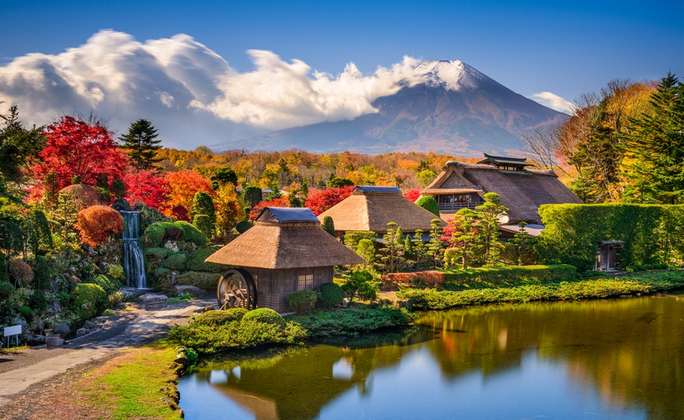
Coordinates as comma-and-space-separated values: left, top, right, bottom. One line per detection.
0, 0, 682, 148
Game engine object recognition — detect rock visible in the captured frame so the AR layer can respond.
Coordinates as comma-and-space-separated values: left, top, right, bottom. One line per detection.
23, 334, 46, 346
76, 328, 88, 337
164, 240, 180, 253
52, 322, 70, 336
83, 320, 97, 330
46, 336, 64, 349
121, 287, 145, 301
174, 285, 203, 297
111, 198, 131, 211
138, 293, 168, 310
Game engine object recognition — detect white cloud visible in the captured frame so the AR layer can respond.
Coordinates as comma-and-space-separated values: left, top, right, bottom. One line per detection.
529, 91, 574, 114
0, 30, 427, 148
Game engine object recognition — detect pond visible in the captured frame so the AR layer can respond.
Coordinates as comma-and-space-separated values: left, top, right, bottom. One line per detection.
178, 291, 684, 420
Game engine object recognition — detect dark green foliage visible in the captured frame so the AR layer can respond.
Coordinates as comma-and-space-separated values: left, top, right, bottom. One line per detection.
328, 177, 354, 188
0, 105, 46, 185
193, 214, 213, 239
141, 222, 176, 248
173, 221, 207, 246
71, 283, 108, 320
356, 239, 376, 270
321, 216, 335, 236
243, 185, 262, 207
162, 253, 187, 270
43, 171, 60, 205
29, 289, 47, 313
20, 305, 32, 320
415, 196, 440, 217
301, 178, 309, 198
286, 307, 416, 339
85, 273, 122, 295
151, 267, 172, 284
341, 270, 379, 304
0, 281, 14, 299
400, 271, 684, 311
118, 119, 162, 170
317, 282, 345, 307
538, 204, 684, 270
343, 231, 377, 250
167, 320, 306, 354
441, 264, 577, 289
30, 255, 53, 290
287, 290, 320, 315
236, 220, 253, 234
210, 167, 238, 190
192, 308, 246, 327
267, 181, 282, 201
0, 217, 23, 264
176, 271, 220, 290
24, 209, 52, 256
186, 247, 223, 272
144, 247, 173, 261
112, 178, 126, 199
503, 222, 537, 266
242, 308, 286, 328
191, 191, 216, 225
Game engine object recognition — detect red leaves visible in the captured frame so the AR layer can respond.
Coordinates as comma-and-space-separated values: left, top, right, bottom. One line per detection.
124, 170, 169, 209
75, 205, 124, 247
403, 189, 421, 202
249, 197, 289, 220
32, 116, 127, 196
304, 186, 354, 216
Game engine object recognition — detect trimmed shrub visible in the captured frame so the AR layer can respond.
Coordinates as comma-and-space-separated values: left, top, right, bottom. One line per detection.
141, 222, 176, 248
344, 231, 377, 251
286, 307, 416, 338
317, 282, 345, 307
415, 196, 440, 217
29, 289, 47, 313
192, 192, 216, 224
74, 205, 124, 247
235, 220, 253, 234
176, 271, 221, 290
162, 253, 187, 270
186, 248, 223, 273
243, 185, 263, 207
287, 290, 319, 315
144, 247, 174, 261
174, 221, 207, 246
108, 291, 124, 307
8, 260, 34, 288
20, 306, 33, 320
30, 256, 53, 290
85, 274, 123, 294
0, 282, 15, 299
192, 308, 247, 327
193, 214, 213, 239
150, 267, 173, 286
242, 308, 286, 328
107, 264, 125, 281
71, 283, 108, 320
321, 216, 335, 236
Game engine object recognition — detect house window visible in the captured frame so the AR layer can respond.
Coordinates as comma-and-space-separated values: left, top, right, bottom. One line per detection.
298, 274, 314, 290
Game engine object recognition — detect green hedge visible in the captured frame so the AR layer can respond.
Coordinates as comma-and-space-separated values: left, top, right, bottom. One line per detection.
176, 271, 221, 290
144, 247, 173, 261
141, 221, 208, 248
443, 264, 577, 289
285, 307, 416, 338
538, 204, 684, 270
186, 247, 223, 272
192, 308, 247, 327
162, 253, 187, 270
71, 283, 108, 320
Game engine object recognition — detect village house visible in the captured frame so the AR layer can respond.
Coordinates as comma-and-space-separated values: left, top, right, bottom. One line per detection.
205, 207, 364, 313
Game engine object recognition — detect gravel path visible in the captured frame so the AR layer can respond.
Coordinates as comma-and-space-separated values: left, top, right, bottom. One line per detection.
0, 295, 215, 408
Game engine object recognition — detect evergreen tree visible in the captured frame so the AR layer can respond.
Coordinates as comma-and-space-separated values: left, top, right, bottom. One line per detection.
210, 166, 238, 190
243, 185, 262, 207
475, 192, 508, 265
118, 119, 162, 170
444, 208, 481, 269
301, 178, 309, 199
322, 216, 336, 236
356, 238, 376, 272
623, 73, 684, 204
504, 222, 537, 266
0, 105, 45, 186
411, 228, 429, 269
379, 222, 404, 273
426, 219, 445, 269
191, 191, 216, 226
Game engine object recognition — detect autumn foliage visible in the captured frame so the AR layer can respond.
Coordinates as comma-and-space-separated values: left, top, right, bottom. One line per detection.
304, 186, 355, 216
249, 197, 289, 220
124, 170, 169, 209
163, 170, 214, 217
403, 189, 421, 202
75, 205, 124, 247
32, 116, 127, 196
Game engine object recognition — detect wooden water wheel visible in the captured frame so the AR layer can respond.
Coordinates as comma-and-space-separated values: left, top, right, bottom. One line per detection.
217, 268, 257, 310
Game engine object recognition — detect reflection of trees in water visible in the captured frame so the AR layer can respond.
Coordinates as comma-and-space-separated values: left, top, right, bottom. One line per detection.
418, 296, 684, 420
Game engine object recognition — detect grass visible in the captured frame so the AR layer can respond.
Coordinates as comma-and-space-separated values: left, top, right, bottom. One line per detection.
0, 345, 30, 353
398, 270, 684, 311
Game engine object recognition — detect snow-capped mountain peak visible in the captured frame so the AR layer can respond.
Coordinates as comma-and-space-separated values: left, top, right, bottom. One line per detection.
410, 59, 488, 91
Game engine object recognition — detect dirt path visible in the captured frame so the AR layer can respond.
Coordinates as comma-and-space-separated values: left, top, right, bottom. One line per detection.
0, 295, 214, 408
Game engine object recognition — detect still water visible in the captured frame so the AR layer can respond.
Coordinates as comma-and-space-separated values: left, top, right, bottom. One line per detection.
178, 291, 684, 420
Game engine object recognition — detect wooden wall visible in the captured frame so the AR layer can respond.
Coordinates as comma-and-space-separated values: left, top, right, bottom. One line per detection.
246, 266, 333, 313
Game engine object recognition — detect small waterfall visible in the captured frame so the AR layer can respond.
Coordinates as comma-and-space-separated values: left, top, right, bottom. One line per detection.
120, 211, 147, 289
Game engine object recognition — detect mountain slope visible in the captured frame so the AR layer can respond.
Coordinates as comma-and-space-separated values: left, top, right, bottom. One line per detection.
214, 60, 566, 155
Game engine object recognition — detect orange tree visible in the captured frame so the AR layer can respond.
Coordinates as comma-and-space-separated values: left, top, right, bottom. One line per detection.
163, 170, 213, 217
74, 205, 124, 247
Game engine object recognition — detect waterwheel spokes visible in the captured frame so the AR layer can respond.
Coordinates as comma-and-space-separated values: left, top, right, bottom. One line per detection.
217, 269, 257, 310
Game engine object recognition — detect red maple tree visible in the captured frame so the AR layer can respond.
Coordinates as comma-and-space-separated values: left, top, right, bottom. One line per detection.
249, 197, 289, 220
403, 189, 421, 202
124, 169, 169, 209
31, 116, 127, 198
163, 170, 214, 217
74, 205, 124, 247
304, 186, 354, 215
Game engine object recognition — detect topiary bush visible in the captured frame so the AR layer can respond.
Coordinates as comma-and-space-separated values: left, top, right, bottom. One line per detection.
415, 196, 440, 217
71, 283, 108, 320
186, 247, 223, 272
174, 221, 207, 246
0, 281, 15, 299
74, 205, 124, 247
144, 247, 174, 262
85, 274, 122, 295
287, 290, 319, 315
30, 255, 53, 290
8, 260, 34, 288
20, 305, 33, 320
162, 253, 187, 270
317, 282, 346, 307
107, 264, 125, 282
176, 271, 221, 290
192, 308, 246, 327
141, 222, 177, 248
29, 289, 47, 313
242, 308, 286, 328
235, 220, 253, 234
193, 214, 213, 239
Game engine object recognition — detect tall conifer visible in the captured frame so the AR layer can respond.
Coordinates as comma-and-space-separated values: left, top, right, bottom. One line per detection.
119, 119, 162, 170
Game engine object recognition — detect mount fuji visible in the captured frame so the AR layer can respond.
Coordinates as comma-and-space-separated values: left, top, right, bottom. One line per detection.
214, 60, 567, 155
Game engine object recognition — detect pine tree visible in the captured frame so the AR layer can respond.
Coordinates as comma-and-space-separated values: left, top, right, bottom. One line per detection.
623, 73, 684, 204
379, 222, 404, 273
475, 192, 508, 265
322, 216, 336, 236
426, 219, 445, 269
119, 119, 163, 170
445, 208, 481, 269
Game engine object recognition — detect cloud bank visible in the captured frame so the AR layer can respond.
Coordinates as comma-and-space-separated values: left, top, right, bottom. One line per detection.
529, 91, 574, 114
0, 30, 424, 148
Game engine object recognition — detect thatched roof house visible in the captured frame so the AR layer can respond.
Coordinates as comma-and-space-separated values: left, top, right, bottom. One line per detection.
317, 186, 444, 236
422, 154, 582, 224
206, 207, 363, 312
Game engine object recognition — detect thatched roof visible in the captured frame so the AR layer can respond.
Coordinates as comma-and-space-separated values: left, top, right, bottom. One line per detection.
422, 160, 582, 224
205, 207, 364, 269
317, 186, 445, 234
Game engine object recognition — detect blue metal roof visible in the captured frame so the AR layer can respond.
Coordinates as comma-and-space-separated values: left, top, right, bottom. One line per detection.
353, 186, 401, 194
257, 207, 320, 223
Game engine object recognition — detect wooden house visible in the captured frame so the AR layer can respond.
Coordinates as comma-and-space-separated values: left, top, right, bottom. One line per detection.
205, 207, 364, 313
421, 154, 582, 226
317, 186, 445, 238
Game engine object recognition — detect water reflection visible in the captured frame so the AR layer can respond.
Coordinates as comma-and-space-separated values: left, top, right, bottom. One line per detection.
179, 291, 684, 420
